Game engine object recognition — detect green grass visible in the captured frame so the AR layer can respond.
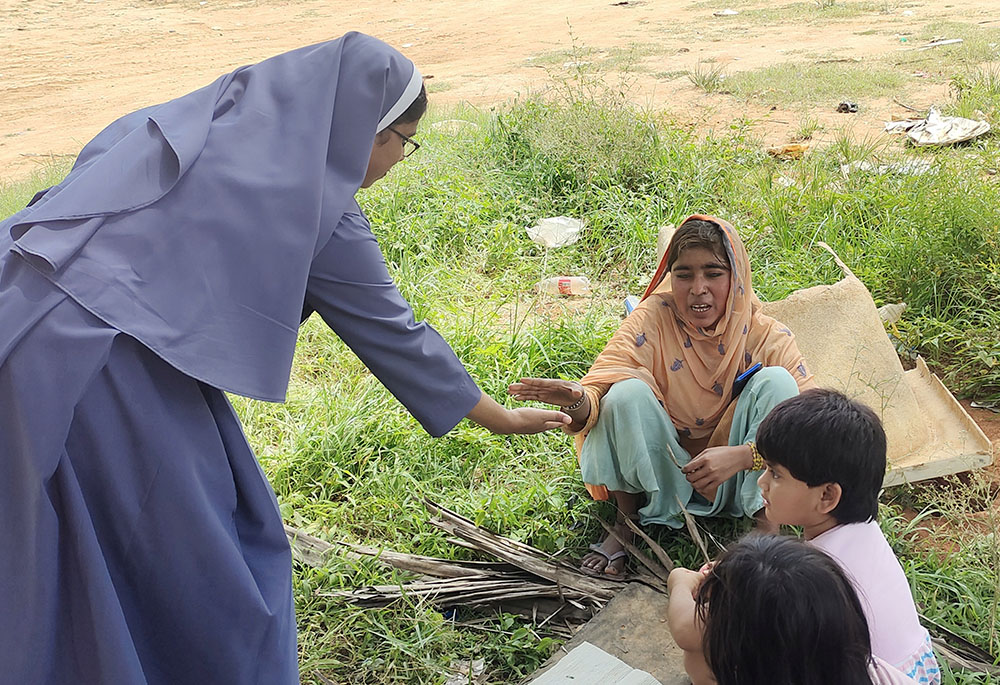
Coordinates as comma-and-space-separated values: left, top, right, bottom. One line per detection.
886, 22, 1000, 76
688, 61, 728, 93
526, 42, 668, 75
3, 78, 999, 683
740, 0, 885, 23
950, 66, 1000, 123
724, 60, 907, 106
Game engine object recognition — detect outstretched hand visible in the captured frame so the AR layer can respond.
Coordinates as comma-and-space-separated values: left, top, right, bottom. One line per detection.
508, 377, 583, 408
503, 406, 573, 434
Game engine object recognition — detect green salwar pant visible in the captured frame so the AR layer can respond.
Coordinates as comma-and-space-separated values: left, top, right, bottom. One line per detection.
579, 367, 799, 528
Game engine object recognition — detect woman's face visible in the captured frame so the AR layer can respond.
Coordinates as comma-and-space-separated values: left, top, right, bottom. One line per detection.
670, 246, 731, 331
361, 120, 419, 188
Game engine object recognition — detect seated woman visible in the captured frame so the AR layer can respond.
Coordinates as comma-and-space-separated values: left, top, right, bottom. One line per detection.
510, 216, 814, 576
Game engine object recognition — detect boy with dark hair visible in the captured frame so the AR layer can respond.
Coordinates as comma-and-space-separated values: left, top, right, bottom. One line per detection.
755, 389, 940, 685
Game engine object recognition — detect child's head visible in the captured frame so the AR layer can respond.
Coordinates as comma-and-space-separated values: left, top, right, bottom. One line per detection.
756, 388, 886, 528
695, 534, 873, 685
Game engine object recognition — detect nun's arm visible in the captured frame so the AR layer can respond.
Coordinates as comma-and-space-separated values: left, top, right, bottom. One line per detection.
304, 211, 481, 437
305, 212, 569, 437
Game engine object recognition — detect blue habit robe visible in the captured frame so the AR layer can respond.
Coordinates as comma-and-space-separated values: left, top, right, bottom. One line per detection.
0, 33, 480, 683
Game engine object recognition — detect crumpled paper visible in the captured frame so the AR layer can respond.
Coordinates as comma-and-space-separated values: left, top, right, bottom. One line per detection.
526, 216, 585, 248
885, 106, 991, 146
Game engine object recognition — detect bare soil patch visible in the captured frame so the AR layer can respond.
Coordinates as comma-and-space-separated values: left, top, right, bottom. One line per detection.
2, 0, 998, 178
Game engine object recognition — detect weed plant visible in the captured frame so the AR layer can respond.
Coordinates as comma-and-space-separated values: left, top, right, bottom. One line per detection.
2, 82, 998, 683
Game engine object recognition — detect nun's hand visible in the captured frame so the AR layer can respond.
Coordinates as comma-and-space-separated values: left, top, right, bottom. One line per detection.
504, 407, 573, 434
465, 390, 571, 435
508, 378, 583, 408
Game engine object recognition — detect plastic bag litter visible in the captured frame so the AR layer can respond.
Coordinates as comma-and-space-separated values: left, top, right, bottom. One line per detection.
840, 160, 932, 177
884, 106, 991, 146
878, 302, 907, 325
713, 8, 740, 16
526, 216, 585, 248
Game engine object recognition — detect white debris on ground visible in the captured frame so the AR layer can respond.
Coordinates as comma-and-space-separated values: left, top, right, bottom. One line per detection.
884, 106, 991, 146
526, 216, 586, 248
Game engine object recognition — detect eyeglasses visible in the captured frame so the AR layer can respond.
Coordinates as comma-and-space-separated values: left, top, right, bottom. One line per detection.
387, 126, 421, 158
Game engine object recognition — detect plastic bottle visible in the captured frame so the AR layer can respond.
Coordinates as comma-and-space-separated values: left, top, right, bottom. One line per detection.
536, 276, 592, 296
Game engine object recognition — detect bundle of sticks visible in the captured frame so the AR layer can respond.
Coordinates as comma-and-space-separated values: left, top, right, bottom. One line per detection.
286, 499, 674, 626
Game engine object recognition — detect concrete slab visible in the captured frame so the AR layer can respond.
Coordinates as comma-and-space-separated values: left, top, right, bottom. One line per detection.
526, 583, 688, 685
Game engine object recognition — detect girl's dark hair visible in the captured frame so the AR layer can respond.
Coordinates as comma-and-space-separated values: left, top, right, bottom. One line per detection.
756, 388, 886, 524
696, 535, 874, 685
392, 83, 427, 126
666, 218, 729, 271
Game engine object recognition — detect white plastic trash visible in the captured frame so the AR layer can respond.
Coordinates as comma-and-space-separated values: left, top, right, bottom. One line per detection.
624, 295, 641, 315
526, 216, 585, 248
536, 276, 592, 296
878, 302, 907, 325
886, 106, 991, 147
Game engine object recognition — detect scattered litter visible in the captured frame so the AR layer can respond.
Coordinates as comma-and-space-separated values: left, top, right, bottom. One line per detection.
624, 295, 641, 315
911, 71, 930, 78
878, 302, 908, 325
563, 60, 592, 68
444, 659, 486, 685
767, 143, 808, 160
888, 332, 919, 361
917, 38, 964, 50
837, 100, 859, 113
899, 36, 909, 43
775, 174, 798, 187
401, 43, 414, 48
902, 9, 914, 16
713, 8, 740, 16
971, 401, 1000, 414
884, 106, 991, 146
526, 216, 585, 248
430, 119, 480, 135
537, 276, 592, 296
840, 160, 932, 177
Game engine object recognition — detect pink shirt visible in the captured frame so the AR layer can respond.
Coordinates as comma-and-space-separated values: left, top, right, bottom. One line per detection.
809, 521, 929, 669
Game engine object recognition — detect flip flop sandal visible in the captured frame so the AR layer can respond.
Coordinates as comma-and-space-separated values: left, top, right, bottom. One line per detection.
580, 543, 629, 581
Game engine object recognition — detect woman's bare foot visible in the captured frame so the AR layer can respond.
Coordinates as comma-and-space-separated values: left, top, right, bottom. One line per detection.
580, 519, 633, 577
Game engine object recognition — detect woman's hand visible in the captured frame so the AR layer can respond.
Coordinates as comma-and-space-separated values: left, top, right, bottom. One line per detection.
507, 377, 583, 408
681, 445, 752, 502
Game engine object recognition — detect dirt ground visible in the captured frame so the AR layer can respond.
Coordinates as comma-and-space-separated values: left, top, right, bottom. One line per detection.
2, 0, 998, 179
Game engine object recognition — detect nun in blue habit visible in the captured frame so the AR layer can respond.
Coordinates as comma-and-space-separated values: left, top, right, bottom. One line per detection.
0, 33, 570, 684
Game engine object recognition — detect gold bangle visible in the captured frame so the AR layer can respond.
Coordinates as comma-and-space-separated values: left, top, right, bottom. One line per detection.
746, 441, 764, 471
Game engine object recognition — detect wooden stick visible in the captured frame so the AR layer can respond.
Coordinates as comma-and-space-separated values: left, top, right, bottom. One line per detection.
598, 519, 670, 583
622, 516, 675, 572
674, 495, 712, 565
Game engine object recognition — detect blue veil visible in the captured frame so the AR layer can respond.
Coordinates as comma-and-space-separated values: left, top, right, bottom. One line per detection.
2, 32, 422, 402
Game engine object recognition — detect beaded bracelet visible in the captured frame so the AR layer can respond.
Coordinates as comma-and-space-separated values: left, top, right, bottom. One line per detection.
562, 394, 586, 412
746, 441, 765, 471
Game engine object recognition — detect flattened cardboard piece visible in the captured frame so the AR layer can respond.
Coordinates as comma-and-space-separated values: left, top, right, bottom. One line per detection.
529, 641, 662, 685
761, 272, 993, 485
